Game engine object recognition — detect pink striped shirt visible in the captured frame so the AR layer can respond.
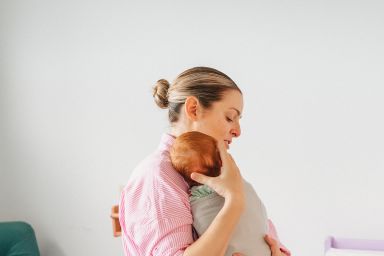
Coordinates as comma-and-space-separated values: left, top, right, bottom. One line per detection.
119, 133, 290, 256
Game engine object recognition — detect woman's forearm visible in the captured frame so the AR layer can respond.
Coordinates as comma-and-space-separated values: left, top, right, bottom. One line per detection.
185, 142, 245, 255
183, 197, 244, 256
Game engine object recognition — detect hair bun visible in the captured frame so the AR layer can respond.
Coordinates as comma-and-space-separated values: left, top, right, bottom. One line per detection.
153, 79, 170, 109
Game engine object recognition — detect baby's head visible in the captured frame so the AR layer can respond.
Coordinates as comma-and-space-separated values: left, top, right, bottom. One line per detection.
170, 131, 222, 187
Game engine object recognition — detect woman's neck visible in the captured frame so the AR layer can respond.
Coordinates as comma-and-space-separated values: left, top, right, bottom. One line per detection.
169, 122, 192, 138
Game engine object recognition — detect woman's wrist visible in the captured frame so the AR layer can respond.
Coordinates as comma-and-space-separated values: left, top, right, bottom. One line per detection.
224, 193, 245, 214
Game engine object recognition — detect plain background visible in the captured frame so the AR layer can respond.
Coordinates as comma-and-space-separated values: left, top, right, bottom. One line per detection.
1, 0, 383, 255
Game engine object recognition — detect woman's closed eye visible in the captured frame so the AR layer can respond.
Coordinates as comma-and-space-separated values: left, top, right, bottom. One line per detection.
226, 116, 233, 122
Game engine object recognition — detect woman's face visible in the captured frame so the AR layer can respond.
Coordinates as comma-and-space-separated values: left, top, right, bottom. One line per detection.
194, 90, 243, 149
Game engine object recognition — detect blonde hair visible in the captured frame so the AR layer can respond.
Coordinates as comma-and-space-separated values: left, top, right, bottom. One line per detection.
152, 67, 242, 123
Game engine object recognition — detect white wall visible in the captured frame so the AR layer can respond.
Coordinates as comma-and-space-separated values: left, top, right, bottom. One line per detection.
1, 0, 383, 255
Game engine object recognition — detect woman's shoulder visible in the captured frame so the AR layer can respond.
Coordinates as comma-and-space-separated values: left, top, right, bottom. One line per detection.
120, 148, 191, 219
129, 149, 171, 178
127, 148, 188, 191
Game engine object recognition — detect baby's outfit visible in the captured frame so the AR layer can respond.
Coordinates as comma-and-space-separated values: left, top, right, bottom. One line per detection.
190, 180, 271, 256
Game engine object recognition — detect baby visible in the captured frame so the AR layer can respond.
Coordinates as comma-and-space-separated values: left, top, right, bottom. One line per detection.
170, 131, 271, 256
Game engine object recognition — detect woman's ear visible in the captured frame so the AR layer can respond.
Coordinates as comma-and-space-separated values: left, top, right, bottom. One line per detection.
184, 96, 200, 121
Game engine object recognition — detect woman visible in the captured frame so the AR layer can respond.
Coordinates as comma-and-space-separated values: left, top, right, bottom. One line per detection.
119, 67, 290, 256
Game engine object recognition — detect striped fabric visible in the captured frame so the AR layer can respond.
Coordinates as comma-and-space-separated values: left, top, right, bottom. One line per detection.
119, 133, 290, 256
119, 133, 193, 256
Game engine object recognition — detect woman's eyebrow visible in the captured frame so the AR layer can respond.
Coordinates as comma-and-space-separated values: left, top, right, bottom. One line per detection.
229, 107, 242, 119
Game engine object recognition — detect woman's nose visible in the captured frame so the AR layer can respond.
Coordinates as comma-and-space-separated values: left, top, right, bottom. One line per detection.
231, 124, 241, 138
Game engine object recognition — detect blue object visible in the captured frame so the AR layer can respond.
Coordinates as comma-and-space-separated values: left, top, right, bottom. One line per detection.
0, 221, 40, 256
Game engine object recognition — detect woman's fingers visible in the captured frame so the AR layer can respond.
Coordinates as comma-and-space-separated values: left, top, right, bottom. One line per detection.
190, 172, 211, 186
264, 235, 280, 255
190, 139, 244, 201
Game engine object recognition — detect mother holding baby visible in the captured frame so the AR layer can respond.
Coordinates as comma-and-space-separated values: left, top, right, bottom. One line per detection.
119, 67, 291, 256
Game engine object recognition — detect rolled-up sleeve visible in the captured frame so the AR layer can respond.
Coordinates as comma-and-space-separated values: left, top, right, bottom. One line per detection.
119, 134, 195, 256
152, 218, 194, 256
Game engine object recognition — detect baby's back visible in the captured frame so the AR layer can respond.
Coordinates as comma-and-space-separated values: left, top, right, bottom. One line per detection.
190, 180, 271, 256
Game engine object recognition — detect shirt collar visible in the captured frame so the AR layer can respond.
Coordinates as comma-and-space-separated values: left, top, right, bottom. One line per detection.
157, 133, 176, 151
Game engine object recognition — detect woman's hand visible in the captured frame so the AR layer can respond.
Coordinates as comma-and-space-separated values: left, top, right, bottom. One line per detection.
232, 235, 288, 256
190, 140, 245, 203
264, 235, 288, 256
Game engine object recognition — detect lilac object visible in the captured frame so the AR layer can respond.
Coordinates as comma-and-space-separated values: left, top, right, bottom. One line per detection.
325, 236, 384, 253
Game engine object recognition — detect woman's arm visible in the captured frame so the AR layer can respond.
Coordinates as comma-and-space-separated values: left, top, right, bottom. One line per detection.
184, 197, 244, 256
184, 141, 245, 256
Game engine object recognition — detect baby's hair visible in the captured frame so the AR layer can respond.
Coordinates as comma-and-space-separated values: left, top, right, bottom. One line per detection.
170, 131, 221, 187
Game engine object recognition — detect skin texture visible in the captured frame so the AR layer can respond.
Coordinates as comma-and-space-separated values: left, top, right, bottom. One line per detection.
171, 89, 243, 150
188, 90, 243, 150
